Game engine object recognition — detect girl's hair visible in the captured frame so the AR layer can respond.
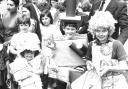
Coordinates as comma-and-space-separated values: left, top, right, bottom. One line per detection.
20, 49, 39, 58
17, 17, 31, 26
10, 0, 19, 7
88, 11, 117, 36
40, 12, 53, 25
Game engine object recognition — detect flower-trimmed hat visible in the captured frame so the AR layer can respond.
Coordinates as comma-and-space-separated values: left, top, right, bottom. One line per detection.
20, 43, 40, 57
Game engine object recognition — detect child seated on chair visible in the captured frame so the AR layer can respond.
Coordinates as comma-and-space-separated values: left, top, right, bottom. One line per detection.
9, 45, 45, 89
9, 17, 40, 59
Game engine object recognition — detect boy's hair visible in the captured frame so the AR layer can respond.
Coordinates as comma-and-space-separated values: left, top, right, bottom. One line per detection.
64, 22, 77, 29
20, 49, 39, 58
17, 17, 31, 26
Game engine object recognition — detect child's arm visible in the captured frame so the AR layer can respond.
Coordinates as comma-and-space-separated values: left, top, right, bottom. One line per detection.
100, 59, 128, 76
6, 60, 11, 79
100, 40, 128, 76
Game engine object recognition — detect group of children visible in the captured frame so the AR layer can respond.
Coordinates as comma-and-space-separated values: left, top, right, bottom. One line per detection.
0, 6, 128, 89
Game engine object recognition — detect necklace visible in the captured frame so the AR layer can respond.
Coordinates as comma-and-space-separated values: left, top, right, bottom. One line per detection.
100, 43, 112, 56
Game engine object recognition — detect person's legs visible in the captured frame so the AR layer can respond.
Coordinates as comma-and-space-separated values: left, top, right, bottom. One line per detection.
55, 80, 67, 89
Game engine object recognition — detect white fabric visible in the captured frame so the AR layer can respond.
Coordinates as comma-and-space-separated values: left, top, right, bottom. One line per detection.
124, 39, 128, 55
71, 70, 101, 89
92, 41, 113, 75
0, 0, 7, 16
10, 32, 40, 52
40, 24, 62, 40
9, 55, 43, 89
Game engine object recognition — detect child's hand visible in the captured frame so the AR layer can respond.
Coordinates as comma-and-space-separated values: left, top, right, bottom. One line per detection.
86, 60, 94, 70
99, 66, 111, 76
7, 73, 11, 80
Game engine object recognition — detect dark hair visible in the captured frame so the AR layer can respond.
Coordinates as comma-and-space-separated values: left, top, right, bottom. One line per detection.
64, 22, 77, 29
40, 12, 53, 25
38, 2, 51, 12
17, 17, 31, 26
20, 49, 39, 58
23, 4, 34, 19
51, 0, 58, 2
10, 0, 19, 7
0, 35, 4, 43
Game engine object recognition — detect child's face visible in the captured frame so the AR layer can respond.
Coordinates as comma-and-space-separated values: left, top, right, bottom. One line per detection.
95, 27, 109, 43
24, 52, 35, 61
19, 23, 29, 32
41, 16, 51, 26
64, 26, 76, 39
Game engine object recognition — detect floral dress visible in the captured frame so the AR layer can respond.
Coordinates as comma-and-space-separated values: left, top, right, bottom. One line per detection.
86, 39, 128, 89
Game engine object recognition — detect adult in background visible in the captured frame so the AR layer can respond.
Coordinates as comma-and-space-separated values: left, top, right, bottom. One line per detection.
0, 0, 20, 43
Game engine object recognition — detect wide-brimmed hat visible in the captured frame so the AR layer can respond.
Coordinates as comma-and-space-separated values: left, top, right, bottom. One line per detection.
19, 43, 40, 57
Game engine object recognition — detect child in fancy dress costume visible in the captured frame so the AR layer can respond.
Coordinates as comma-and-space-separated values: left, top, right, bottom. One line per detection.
72, 11, 128, 89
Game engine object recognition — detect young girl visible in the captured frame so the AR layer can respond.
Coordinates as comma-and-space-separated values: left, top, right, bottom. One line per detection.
40, 12, 62, 41
9, 45, 44, 89
9, 17, 40, 59
72, 11, 128, 89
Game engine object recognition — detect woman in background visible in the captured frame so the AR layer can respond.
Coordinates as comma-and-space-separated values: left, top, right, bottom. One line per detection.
1, 0, 20, 42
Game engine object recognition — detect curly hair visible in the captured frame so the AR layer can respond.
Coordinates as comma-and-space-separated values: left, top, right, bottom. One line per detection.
88, 11, 117, 36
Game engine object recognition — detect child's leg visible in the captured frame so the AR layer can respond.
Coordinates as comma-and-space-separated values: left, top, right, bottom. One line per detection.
0, 69, 8, 89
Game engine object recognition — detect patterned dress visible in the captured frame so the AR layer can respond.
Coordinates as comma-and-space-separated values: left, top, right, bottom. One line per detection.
86, 38, 128, 89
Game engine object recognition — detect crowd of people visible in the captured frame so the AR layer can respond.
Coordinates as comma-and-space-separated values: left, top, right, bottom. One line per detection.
0, 0, 128, 89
